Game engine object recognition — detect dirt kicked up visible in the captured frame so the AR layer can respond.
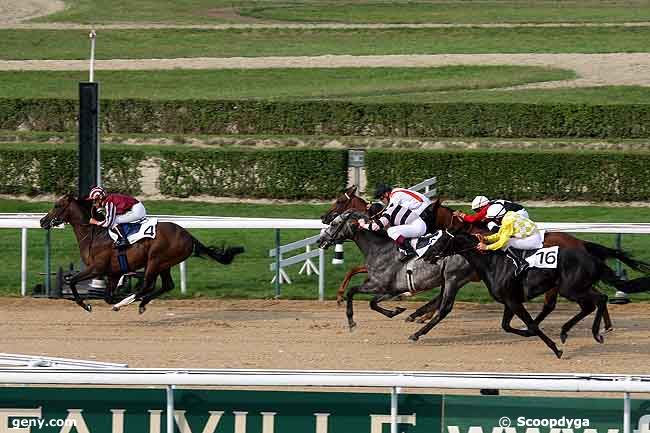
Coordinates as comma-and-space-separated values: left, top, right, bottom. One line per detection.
2, 297, 649, 373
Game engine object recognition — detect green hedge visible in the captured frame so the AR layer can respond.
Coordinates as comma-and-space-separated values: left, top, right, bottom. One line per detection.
2, 98, 650, 138
0, 148, 144, 195
158, 148, 348, 199
366, 149, 650, 201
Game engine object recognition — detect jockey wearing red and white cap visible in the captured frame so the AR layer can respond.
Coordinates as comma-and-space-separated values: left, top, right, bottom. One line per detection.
87, 186, 147, 248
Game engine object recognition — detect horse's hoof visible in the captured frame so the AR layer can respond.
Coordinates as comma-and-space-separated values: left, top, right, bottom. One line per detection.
394, 307, 406, 316
594, 334, 604, 344
139, 305, 146, 315
112, 305, 120, 312
408, 334, 419, 342
84, 304, 92, 313
604, 326, 614, 334
405, 316, 415, 323
336, 299, 343, 307
348, 321, 356, 331
416, 317, 426, 324
555, 350, 563, 359
560, 332, 568, 344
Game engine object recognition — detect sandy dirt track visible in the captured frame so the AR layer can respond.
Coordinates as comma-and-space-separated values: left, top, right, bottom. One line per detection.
3, 297, 650, 373
0, 0, 64, 24
3, 53, 650, 88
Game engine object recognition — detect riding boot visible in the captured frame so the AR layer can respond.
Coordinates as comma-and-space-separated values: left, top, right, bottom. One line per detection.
111, 225, 129, 249
506, 248, 529, 279
395, 235, 417, 263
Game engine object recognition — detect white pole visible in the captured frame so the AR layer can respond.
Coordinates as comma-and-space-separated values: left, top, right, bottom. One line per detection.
180, 261, 187, 295
167, 384, 175, 433
88, 30, 96, 82
624, 392, 631, 433
318, 247, 325, 301
390, 386, 398, 433
20, 228, 27, 296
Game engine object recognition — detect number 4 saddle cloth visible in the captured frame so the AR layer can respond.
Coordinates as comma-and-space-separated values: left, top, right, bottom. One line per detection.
107, 218, 158, 245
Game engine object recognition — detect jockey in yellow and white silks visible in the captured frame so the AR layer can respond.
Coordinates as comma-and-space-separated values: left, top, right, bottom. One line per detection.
477, 203, 543, 277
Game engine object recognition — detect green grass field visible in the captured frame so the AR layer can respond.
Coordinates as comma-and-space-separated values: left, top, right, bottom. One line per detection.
1, 199, 649, 305
35, 0, 650, 24
2, 27, 649, 60
0, 67, 574, 100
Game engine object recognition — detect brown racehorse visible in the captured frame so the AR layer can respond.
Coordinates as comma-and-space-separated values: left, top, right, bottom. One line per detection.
40, 194, 244, 313
322, 188, 650, 331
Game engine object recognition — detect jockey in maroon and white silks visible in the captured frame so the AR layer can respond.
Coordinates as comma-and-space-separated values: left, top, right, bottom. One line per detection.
359, 184, 433, 261
87, 186, 147, 248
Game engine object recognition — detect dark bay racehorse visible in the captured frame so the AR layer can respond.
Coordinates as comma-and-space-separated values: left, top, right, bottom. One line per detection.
40, 194, 244, 313
422, 230, 650, 358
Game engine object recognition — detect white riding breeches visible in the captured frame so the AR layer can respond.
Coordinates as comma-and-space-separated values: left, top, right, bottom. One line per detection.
113, 202, 146, 226
507, 231, 543, 250
386, 217, 427, 241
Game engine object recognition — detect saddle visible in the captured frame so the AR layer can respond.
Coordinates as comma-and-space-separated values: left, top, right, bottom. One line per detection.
107, 218, 158, 246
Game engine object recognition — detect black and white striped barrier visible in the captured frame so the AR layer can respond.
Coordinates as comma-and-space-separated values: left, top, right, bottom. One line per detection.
332, 242, 345, 265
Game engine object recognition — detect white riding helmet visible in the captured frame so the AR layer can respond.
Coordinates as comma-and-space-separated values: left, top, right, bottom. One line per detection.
486, 203, 507, 220
471, 195, 490, 211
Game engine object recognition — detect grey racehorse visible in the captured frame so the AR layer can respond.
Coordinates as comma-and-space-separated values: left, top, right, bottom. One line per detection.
319, 210, 476, 336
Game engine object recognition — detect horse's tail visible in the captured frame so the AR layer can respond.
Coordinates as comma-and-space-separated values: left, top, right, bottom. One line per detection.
598, 261, 650, 294
192, 238, 245, 265
584, 241, 650, 274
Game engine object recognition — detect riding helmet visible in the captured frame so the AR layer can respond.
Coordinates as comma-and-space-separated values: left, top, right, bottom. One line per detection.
374, 184, 393, 199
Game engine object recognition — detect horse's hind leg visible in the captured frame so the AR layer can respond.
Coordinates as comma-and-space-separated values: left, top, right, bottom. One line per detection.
408, 288, 459, 341
506, 299, 563, 359
369, 293, 406, 318
137, 268, 174, 314
559, 297, 596, 344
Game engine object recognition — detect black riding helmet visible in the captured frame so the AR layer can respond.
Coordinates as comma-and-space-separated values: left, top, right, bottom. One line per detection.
374, 183, 393, 199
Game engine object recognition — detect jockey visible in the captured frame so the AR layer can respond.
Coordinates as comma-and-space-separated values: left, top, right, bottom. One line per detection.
476, 203, 542, 278
87, 186, 147, 249
358, 184, 434, 262
454, 195, 528, 232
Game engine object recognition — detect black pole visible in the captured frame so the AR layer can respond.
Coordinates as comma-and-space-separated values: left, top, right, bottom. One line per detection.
79, 82, 100, 197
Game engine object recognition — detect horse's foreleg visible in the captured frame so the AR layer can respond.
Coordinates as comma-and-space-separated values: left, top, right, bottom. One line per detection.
406, 294, 441, 323
501, 306, 535, 337
408, 286, 460, 341
506, 299, 563, 359
138, 268, 175, 314
532, 289, 558, 326
369, 293, 406, 318
345, 285, 361, 330
66, 267, 98, 312
336, 266, 368, 306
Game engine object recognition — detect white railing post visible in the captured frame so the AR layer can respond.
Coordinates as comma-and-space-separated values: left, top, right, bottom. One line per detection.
167, 384, 175, 433
179, 261, 187, 295
318, 247, 325, 301
391, 386, 399, 433
624, 392, 631, 433
20, 228, 27, 297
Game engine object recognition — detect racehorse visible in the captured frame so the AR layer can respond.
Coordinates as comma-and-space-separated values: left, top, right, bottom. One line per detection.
40, 194, 244, 313
421, 230, 650, 358
319, 210, 477, 329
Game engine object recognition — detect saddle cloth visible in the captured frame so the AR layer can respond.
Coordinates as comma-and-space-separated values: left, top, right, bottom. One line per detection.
108, 218, 158, 244
521, 245, 560, 269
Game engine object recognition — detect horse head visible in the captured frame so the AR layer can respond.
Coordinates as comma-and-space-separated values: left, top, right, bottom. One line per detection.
40, 194, 90, 229
321, 185, 368, 224
318, 210, 365, 249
